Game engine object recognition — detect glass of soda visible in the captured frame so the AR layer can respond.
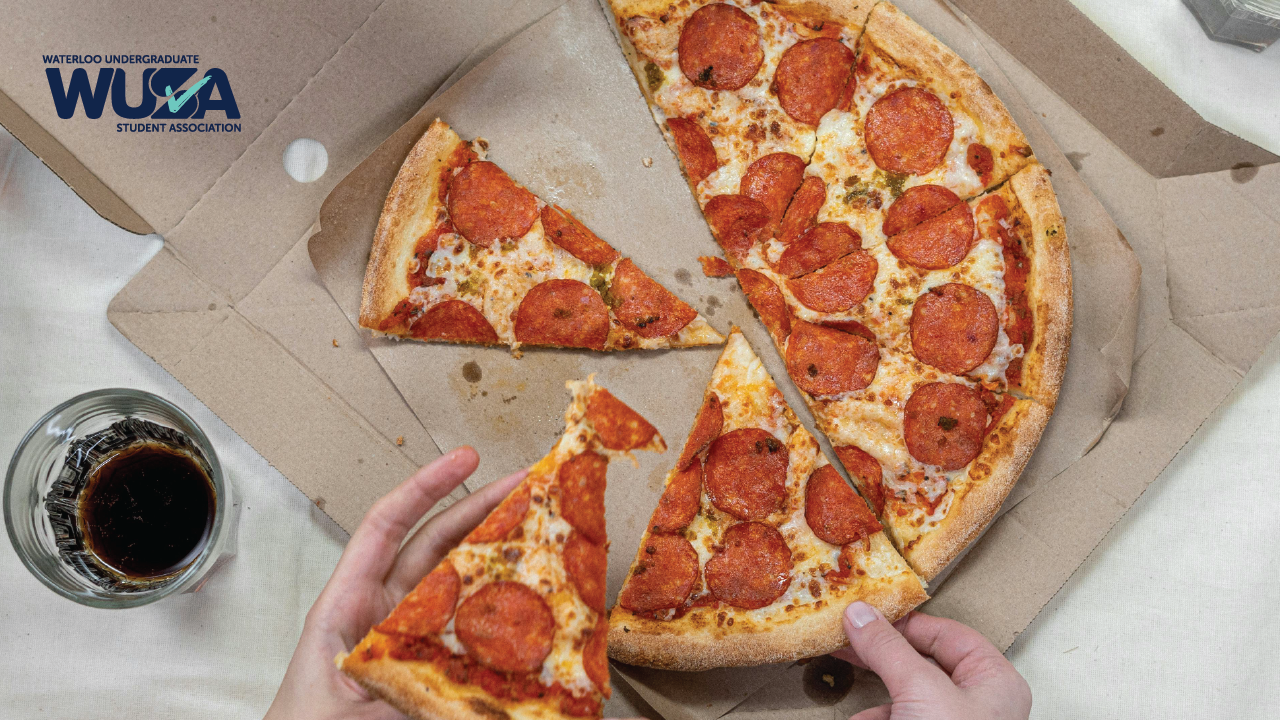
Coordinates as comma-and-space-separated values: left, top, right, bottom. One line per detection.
4, 389, 237, 608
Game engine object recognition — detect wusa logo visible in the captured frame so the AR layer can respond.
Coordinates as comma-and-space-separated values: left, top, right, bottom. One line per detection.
44, 54, 241, 133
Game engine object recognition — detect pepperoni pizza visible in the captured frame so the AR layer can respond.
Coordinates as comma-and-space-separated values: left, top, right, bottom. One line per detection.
340, 379, 665, 720
607, 0, 1071, 580
608, 330, 927, 670
360, 119, 725, 352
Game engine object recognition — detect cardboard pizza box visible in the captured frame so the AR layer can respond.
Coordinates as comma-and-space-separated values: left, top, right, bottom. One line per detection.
0, 0, 1276, 716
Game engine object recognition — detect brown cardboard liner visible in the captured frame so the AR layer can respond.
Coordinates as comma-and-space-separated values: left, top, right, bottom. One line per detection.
0, 0, 1269, 716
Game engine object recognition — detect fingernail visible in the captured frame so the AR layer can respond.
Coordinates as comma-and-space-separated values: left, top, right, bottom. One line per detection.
845, 601, 879, 629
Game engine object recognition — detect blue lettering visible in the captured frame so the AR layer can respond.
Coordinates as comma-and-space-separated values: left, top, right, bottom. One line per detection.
190, 68, 239, 119
110, 68, 156, 119
148, 68, 199, 120
46, 67, 112, 119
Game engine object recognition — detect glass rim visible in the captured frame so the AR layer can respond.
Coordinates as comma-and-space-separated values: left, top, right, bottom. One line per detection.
4, 387, 227, 609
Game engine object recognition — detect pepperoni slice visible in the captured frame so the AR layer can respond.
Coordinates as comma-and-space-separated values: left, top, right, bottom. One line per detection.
375, 561, 460, 637
699, 255, 734, 277
649, 459, 703, 533
786, 250, 878, 313
833, 445, 886, 516
667, 117, 719, 186
586, 388, 659, 451
785, 320, 879, 396
447, 161, 539, 247
777, 176, 826, 245
774, 38, 856, 126
541, 205, 619, 266
411, 300, 500, 345
618, 534, 700, 612
822, 318, 877, 342
736, 269, 792, 341
903, 382, 988, 470
740, 153, 807, 235
884, 186, 976, 270
804, 465, 881, 546
883, 184, 964, 237
583, 616, 610, 696
455, 581, 555, 674
677, 392, 723, 470
610, 258, 698, 338
465, 481, 531, 543
514, 279, 610, 350
865, 87, 954, 175
704, 428, 789, 521
774, 222, 861, 278
563, 531, 607, 613
967, 143, 995, 184
704, 194, 770, 264
705, 522, 792, 609
678, 4, 764, 91
558, 452, 608, 544
911, 283, 999, 374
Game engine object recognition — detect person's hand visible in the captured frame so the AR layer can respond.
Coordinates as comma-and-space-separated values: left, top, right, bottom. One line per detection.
833, 602, 1031, 720
265, 446, 527, 720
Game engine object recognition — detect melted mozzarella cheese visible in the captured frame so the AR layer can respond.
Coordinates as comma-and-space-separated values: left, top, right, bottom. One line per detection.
434, 381, 659, 700
625, 1, 821, 206
637, 333, 917, 629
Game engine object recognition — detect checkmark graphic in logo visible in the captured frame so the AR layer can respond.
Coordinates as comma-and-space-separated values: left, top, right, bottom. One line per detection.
163, 75, 211, 113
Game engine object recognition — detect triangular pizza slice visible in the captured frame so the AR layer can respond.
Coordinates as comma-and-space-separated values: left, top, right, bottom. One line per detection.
359, 119, 724, 351
340, 378, 665, 720
607, 329, 926, 670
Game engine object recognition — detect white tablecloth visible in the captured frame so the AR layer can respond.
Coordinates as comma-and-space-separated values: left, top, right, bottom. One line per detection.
3, 3, 1279, 717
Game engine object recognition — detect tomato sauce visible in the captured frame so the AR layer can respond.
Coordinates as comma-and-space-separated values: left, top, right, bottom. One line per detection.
383, 635, 600, 718
976, 195, 1033, 390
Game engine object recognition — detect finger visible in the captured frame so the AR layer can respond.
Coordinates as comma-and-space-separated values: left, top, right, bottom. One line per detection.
330, 447, 480, 588
843, 601, 948, 696
385, 467, 529, 596
894, 611, 1009, 677
848, 705, 892, 720
829, 647, 868, 670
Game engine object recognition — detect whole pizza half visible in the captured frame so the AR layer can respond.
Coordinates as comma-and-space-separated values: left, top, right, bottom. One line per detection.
607, 0, 1072, 580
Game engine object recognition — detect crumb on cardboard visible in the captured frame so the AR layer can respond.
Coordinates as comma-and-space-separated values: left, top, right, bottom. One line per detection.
698, 255, 734, 278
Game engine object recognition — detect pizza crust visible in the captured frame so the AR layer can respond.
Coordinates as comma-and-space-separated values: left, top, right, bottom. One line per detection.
1010, 162, 1072, 409
862, 1, 1031, 188
359, 118, 462, 333
608, 532, 926, 670
340, 636, 571, 720
902, 398, 1051, 580
770, 0, 875, 31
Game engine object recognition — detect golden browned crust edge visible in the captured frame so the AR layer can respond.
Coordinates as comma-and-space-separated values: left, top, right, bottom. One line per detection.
863, 1, 1031, 188
904, 399, 1050, 580
340, 641, 574, 720
771, 0, 875, 31
358, 119, 463, 332
1011, 162, 1072, 409
607, 543, 926, 670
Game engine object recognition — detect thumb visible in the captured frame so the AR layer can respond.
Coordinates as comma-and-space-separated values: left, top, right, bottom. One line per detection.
843, 602, 945, 696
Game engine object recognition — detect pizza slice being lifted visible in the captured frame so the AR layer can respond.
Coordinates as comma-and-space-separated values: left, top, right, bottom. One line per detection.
360, 119, 725, 352
340, 378, 666, 720
608, 329, 927, 670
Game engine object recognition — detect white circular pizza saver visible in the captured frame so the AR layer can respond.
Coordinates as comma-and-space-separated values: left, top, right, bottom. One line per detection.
283, 138, 328, 183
